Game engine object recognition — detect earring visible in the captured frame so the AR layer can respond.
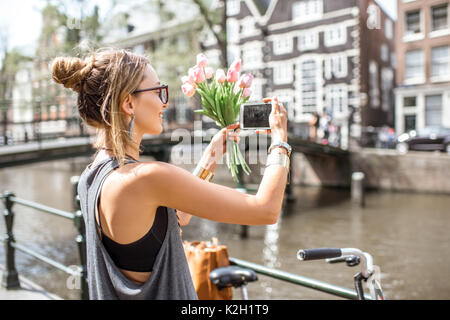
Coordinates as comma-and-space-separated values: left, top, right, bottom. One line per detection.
128, 113, 135, 139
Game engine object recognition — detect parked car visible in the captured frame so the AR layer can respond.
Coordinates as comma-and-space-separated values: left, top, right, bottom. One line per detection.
396, 126, 450, 154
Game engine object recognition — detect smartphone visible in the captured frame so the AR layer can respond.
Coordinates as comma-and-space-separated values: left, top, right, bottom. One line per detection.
239, 102, 271, 130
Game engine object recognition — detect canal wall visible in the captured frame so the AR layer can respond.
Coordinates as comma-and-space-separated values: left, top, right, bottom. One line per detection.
350, 148, 450, 194
288, 148, 450, 194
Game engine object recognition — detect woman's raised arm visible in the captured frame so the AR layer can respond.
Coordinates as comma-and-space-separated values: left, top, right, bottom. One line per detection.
137, 160, 286, 225
138, 97, 289, 226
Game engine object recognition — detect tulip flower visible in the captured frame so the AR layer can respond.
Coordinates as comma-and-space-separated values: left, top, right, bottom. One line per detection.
196, 53, 208, 68
181, 82, 196, 97
205, 67, 214, 79
242, 88, 252, 98
181, 75, 195, 84
191, 66, 205, 83
181, 53, 254, 183
238, 73, 254, 88
230, 58, 242, 73
215, 69, 226, 83
227, 68, 239, 83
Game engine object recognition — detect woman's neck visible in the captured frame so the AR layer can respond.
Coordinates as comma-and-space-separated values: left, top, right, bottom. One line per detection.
103, 133, 142, 161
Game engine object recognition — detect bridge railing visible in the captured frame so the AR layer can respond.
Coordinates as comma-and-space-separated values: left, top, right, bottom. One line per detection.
0, 117, 92, 146
0, 178, 88, 299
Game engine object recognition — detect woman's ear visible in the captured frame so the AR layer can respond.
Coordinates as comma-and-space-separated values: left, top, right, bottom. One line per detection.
121, 94, 134, 116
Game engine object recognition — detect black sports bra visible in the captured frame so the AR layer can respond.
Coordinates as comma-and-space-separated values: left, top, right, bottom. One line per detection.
96, 203, 168, 273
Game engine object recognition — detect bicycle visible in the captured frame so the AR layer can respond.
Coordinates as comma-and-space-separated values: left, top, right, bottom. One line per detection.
297, 247, 385, 300
209, 247, 384, 300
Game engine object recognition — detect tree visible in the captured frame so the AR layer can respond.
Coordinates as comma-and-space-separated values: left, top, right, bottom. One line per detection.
0, 31, 32, 142
191, 0, 228, 67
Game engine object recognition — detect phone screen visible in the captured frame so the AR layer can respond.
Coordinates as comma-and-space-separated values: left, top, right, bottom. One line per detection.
241, 103, 271, 129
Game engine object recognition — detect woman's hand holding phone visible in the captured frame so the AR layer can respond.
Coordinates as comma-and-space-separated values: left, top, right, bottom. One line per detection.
256, 97, 288, 143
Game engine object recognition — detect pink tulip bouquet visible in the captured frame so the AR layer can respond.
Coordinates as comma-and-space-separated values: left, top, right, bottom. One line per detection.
181, 53, 254, 182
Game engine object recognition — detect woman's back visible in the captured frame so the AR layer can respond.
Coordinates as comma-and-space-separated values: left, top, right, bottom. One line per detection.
77, 155, 198, 300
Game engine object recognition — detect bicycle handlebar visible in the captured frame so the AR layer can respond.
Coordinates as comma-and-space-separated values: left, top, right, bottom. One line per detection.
297, 247, 374, 279
297, 248, 342, 261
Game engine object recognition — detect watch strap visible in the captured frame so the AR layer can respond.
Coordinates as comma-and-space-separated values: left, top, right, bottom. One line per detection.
269, 141, 292, 157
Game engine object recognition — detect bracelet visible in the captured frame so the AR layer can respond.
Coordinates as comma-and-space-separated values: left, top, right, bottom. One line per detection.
266, 152, 290, 171
193, 165, 214, 182
265, 152, 291, 185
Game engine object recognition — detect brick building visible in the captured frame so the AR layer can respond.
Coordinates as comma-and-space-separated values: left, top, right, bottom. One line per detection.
203, 0, 396, 148
394, 0, 450, 134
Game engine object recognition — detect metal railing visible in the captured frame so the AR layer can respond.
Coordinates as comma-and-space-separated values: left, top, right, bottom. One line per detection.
1, 176, 365, 300
0, 177, 88, 299
228, 257, 372, 300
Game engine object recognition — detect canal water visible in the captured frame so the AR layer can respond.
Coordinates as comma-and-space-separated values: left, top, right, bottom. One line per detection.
0, 155, 449, 300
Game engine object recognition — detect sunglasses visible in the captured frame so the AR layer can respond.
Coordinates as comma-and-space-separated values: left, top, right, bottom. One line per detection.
132, 84, 169, 104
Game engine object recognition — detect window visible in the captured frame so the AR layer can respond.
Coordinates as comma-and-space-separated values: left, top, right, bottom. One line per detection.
242, 42, 263, 69
273, 63, 293, 85
326, 85, 348, 117
381, 44, 389, 62
425, 95, 442, 126
405, 50, 424, 81
431, 4, 448, 31
385, 19, 393, 39
391, 52, 397, 68
369, 61, 380, 108
403, 96, 416, 108
404, 115, 416, 132
324, 24, 347, 47
273, 36, 293, 55
324, 54, 348, 79
381, 68, 394, 112
298, 30, 319, 51
301, 59, 318, 113
227, 0, 240, 16
241, 17, 256, 38
272, 90, 295, 120
405, 10, 421, 35
431, 45, 449, 78
292, 0, 323, 22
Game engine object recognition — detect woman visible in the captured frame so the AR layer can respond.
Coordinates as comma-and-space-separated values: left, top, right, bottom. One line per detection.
51, 48, 290, 300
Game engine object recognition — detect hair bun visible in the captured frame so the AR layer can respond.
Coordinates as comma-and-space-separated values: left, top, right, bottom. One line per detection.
51, 55, 95, 92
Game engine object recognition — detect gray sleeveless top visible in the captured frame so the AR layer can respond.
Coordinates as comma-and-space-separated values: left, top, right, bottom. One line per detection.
77, 156, 198, 300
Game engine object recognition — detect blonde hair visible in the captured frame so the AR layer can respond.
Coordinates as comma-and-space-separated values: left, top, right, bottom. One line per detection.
51, 48, 148, 167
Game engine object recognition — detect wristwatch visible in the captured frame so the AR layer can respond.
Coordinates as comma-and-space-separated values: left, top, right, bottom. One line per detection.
268, 141, 292, 157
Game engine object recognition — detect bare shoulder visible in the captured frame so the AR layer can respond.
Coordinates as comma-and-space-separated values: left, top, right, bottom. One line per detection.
112, 161, 190, 199
131, 161, 191, 184
99, 161, 178, 214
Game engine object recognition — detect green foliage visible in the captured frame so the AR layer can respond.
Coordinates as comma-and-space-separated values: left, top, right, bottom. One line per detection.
0, 48, 32, 100
37, 2, 103, 58
190, 0, 227, 67
150, 31, 197, 95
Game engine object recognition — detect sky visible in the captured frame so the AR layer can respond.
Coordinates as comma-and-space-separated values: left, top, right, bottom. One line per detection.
0, 0, 398, 53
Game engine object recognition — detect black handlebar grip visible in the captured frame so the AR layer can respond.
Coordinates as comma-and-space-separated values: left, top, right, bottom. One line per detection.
297, 248, 342, 261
